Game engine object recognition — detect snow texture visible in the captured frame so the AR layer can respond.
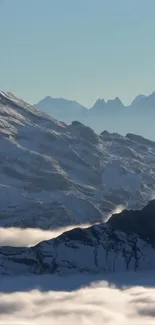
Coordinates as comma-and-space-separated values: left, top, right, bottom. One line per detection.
1, 91, 155, 229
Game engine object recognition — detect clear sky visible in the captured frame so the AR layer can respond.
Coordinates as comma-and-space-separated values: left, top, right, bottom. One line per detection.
0, 0, 155, 107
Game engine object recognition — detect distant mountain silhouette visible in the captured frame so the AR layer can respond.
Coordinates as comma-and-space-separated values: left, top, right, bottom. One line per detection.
90, 99, 106, 114
35, 91, 155, 140
131, 94, 147, 106
35, 91, 155, 115
35, 96, 88, 123
90, 97, 124, 115
133, 91, 155, 110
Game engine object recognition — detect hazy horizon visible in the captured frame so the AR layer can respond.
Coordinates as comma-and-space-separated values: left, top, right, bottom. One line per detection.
2, 89, 155, 109
34, 89, 155, 108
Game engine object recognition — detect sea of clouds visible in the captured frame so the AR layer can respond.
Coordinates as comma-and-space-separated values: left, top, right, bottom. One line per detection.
1, 276, 155, 325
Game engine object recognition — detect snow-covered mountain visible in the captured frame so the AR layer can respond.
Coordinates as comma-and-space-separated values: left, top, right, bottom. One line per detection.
1, 200, 155, 276
1, 91, 155, 276
1, 91, 155, 230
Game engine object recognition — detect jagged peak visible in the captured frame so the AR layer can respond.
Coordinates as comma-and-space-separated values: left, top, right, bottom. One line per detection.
106, 97, 124, 107
90, 97, 124, 111
95, 98, 106, 104
91, 98, 106, 107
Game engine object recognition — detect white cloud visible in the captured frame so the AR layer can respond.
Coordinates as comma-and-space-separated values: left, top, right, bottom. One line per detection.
105, 204, 125, 221
0, 203, 127, 248
0, 277, 155, 325
0, 226, 155, 324
0, 224, 91, 247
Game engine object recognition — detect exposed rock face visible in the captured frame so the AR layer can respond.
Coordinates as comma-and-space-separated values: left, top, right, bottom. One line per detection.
108, 200, 155, 246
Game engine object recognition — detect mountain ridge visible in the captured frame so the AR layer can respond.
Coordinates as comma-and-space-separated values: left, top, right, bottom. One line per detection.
1, 90, 155, 232
1, 91, 155, 276
35, 91, 155, 139
35, 90, 155, 111
0, 200, 155, 276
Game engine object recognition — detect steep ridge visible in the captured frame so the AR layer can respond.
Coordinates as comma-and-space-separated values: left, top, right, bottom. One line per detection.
1, 92, 155, 229
0, 201, 155, 276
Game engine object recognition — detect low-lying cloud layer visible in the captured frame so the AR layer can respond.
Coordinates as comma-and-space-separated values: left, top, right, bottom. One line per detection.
0, 278, 155, 325
0, 208, 153, 324
0, 204, 125, 248
0, 225, 91, 247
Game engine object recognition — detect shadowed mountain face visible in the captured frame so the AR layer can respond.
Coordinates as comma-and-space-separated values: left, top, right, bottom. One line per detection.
35, 91, 155, 140
108, 199, 155, 246
1, 91, 155, 230
0, 201, 155, 276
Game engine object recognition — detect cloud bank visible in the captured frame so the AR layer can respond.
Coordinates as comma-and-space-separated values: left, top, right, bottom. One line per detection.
0, 207, 154, 324
0, 278, 155, 325
0, 224, 91, 247
0, 204, 126, 248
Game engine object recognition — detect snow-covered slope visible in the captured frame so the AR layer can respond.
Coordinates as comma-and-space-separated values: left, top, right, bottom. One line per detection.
1, 91, 155, 229
0, 201, 155, 276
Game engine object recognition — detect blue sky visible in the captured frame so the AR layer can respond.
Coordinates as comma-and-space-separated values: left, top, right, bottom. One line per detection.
0, 0, 155, 107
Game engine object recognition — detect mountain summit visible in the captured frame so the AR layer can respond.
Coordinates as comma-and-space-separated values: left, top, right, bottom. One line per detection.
35, 96, 88, 123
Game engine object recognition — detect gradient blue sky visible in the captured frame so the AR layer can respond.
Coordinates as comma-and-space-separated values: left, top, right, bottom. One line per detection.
0, 0, 155, 107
